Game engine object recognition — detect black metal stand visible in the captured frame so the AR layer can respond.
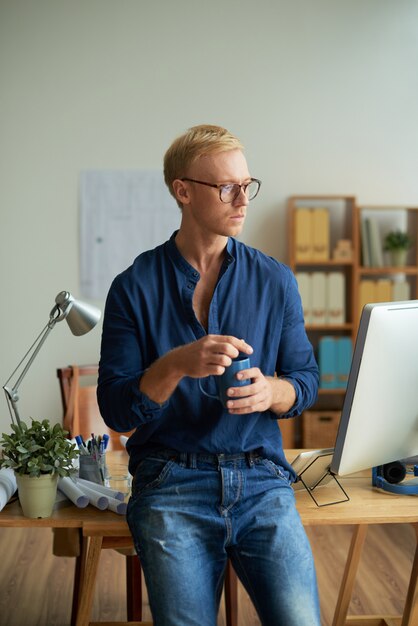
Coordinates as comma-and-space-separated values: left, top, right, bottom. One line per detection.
297, 455, 350, 507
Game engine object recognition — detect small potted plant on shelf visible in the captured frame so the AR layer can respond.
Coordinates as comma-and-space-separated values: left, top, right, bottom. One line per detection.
0, 419, 78, 518
383, 230, 413, 267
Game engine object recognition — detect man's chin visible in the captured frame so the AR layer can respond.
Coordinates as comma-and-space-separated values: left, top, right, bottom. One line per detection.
225, 222, 245, 237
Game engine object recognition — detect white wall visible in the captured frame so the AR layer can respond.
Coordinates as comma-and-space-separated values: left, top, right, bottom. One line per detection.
1, 0, 418, 433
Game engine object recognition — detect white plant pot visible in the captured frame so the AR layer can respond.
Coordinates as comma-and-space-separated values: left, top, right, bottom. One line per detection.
15, 473, 58, 518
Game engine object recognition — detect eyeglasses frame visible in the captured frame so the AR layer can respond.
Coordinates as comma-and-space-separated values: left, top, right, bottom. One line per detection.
180, 177, 261, 203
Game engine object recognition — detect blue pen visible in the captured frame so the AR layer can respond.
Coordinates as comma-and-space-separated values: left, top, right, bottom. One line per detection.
75, 435, 88, 455
103, 433, 110, 450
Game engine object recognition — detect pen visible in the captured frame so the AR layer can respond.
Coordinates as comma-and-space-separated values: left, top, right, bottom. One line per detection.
75, 435, 88, 455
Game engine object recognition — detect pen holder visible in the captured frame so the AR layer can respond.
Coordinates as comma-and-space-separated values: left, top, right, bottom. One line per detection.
79, 455, 106, 485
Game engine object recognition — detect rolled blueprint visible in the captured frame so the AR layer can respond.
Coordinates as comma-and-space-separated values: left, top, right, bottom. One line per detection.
76, 482, 109, 510
76, 477, 125, 501
107, 496, 128, 515
58, 477, 89, 508
0, 468, 17, 512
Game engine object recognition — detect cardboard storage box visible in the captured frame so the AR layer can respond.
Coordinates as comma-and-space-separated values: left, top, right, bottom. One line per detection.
302, 410, 340, 448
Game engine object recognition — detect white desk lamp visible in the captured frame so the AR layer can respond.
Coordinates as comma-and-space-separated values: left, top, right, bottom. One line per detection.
3, 291, 101, 427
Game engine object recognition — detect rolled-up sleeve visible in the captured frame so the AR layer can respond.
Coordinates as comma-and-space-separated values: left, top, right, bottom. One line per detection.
97, 274, 167, 432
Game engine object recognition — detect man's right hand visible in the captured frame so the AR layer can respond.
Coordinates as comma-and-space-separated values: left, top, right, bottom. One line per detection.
170, 335, 253, 379
139, 335, 253, 405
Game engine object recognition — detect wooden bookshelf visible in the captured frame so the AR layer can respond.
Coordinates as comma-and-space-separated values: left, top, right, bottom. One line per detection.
287, 198, 418, 447
355, 205, 418, 322
287, 195, 358, 446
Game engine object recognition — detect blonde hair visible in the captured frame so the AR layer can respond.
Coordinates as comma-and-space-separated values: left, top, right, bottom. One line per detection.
164, 124, 244, 205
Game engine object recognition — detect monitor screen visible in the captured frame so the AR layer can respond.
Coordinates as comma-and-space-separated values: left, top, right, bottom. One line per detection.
330, 300, 418, 476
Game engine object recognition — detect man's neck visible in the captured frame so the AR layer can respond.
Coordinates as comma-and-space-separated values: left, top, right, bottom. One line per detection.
175, 228, 228, 274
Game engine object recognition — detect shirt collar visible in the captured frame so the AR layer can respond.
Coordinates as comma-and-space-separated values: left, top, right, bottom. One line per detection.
166, 231, 235, 277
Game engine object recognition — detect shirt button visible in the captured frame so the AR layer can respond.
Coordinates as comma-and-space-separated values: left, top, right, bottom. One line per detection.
187, 282, 194, 289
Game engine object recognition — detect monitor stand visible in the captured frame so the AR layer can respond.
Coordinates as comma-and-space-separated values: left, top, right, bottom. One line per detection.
297, 458, 350, 507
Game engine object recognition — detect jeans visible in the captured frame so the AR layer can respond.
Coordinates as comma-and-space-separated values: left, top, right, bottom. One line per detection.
127, 451, 321, 626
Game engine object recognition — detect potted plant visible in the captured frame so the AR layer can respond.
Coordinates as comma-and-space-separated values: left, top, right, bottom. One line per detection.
383, 230, 413, 267
0, 419, 78, 518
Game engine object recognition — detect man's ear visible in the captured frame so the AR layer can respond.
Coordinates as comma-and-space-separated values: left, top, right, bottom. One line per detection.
172, 179, 190, 205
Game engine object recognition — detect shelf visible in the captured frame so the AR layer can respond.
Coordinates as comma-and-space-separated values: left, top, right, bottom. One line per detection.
356, 205, 418, 318
288, 195, 357, 447
318, 388, 347, 395
359, 266, 418, 275
288, 198, 418, 449
306, 324, 353, 331
294, 260, 354, 267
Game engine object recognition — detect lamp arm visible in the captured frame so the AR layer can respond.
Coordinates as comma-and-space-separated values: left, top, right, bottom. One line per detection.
3, 305, 62, 427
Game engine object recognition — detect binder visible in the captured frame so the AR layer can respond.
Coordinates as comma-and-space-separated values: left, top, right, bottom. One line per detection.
358, 280, 376, 321
296, 272, 312, 325
336, 337, 352, 389
375, 279, 392, 303
311, 272, 327, 325
318, 337, 337, 389
312, 208, 330, 261
360, 218, 371, 267
392, 280, 411, 302
367, 217, 384, 267
326, 272, 345, 325
295, 208, 313, 261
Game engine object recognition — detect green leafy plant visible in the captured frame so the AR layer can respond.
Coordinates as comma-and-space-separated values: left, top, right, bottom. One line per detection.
383, 230, 413, 251
0, 419, 79, 477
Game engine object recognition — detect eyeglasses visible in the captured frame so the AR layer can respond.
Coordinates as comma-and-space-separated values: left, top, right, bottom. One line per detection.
181, 177, 261, 203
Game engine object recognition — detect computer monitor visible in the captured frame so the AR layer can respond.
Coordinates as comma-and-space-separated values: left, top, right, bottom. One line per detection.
330, 300, 418, 476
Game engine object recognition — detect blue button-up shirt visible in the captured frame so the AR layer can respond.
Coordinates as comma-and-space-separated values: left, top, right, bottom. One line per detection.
97, 232, 319, 478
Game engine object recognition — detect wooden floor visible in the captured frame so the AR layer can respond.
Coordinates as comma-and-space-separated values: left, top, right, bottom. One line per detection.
0, 524, 415, 625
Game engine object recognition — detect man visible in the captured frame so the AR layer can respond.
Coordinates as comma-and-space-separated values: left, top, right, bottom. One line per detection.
98, 124, 321, 626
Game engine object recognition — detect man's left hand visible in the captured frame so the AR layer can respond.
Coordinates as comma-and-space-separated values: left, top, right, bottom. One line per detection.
226, 370, 296, 416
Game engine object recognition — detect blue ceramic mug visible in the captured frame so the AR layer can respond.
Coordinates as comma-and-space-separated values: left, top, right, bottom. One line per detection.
198, 356, 251, 407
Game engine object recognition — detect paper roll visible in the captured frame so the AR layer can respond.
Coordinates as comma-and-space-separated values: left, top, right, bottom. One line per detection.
107, 496, 128, 515
0, 468, 17, 512
76, 482, 109, 510
76, 477, 124, 501
58, 477, 89, 508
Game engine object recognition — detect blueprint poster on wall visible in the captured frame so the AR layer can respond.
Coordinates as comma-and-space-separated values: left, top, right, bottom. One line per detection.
79, 170, 180, 299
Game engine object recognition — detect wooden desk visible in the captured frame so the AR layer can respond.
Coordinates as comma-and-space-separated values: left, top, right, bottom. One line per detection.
0, 451, 417, 626
294, 477, 418, 626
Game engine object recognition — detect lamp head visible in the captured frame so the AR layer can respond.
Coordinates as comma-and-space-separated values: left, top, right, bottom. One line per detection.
53, 291, 101, 335
3, 291, 101, 428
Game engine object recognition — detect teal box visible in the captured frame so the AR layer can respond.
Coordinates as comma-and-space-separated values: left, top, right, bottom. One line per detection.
336, 337, 352, 389
318, 336, 337, 389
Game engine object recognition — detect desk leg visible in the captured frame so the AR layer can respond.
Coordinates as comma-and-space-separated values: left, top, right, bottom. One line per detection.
401, 523, 418, 626
332, 524, 368, 626
75, 535, 103, 626
71, 530, 89, 626
224, 560, 238, 626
